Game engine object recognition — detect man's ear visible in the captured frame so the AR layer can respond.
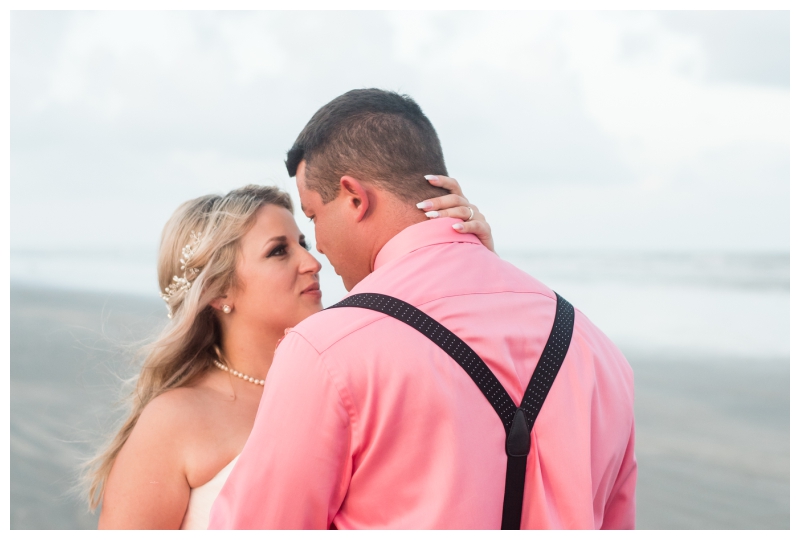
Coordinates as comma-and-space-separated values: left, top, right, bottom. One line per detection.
339, 176, 371, 222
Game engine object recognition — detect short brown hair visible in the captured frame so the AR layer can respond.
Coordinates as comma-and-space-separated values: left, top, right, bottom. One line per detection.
286, 88, 449, 203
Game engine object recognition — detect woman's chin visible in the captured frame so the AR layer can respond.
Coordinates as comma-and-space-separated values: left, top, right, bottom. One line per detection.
301, 299, 324, 318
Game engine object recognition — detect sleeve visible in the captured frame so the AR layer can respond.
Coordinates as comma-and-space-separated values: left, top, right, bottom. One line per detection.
208, 332, 353, 529
601, 421, 637, 530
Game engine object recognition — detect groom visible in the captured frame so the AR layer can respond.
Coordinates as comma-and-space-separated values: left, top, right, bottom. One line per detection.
209, 89, 636, 529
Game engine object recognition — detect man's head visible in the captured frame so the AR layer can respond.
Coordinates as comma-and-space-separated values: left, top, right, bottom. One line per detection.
286, 89, 449, 290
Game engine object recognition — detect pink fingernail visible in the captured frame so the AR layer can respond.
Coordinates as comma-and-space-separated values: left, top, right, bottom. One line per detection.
452, 223, 464, 231
416, 201, 433, 210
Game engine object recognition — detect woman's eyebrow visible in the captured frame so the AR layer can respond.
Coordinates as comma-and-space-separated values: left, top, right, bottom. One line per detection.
262, 235, 287, 251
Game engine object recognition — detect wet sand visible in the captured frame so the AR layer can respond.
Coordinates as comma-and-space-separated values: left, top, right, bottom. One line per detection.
9, 285, 790, 529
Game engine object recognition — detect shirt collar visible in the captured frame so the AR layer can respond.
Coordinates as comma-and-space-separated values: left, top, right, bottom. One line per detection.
373, 217, 482, 272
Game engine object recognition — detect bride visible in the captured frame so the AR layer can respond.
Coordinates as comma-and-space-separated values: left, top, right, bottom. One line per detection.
88, 176, 493, 529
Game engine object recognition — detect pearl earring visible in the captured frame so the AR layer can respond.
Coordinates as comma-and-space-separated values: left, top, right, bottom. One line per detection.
222, 305, 231, 314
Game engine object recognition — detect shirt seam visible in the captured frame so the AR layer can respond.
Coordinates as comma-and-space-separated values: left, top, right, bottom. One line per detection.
296, 288, 556, 355
282, 331, 358, 520
285, 331, 358, 430
415, 288, 555, 309
375, 235, 482, 271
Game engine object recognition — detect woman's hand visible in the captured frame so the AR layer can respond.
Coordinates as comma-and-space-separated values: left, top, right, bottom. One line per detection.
416, 175, 494, 253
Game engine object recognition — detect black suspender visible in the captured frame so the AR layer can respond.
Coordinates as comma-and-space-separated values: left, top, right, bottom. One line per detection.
328, 292, 575, 529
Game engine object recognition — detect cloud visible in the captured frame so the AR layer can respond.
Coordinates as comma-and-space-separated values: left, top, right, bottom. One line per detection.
10, 11, 788, 255
658, 10, 789, 88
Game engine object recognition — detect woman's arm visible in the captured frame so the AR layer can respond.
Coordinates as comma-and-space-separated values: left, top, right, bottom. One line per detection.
417, 175, 494, 253
97, 392, 192, 529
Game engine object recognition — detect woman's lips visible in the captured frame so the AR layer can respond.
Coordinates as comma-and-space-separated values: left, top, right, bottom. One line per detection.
301, 283, 322, 297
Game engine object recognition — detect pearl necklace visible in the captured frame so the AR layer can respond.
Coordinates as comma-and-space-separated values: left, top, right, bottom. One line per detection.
213, 359, 265, 386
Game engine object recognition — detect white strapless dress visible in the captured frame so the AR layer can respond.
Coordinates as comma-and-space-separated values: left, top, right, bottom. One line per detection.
180, 455, 239, 530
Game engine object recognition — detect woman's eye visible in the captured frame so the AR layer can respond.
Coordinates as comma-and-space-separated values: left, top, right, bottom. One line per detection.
268, 245, 288, 257
308, 216, 315, 223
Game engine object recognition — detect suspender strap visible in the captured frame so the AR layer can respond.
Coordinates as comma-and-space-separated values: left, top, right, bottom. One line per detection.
328, 292, 574, 529
500, 293, 574, 528
330, 293, 518, 432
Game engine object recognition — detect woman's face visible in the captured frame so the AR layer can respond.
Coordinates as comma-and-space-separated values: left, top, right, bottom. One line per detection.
226, 204, 323, 333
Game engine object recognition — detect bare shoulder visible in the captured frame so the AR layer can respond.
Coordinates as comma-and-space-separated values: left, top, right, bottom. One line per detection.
139, 386, 210, 422
133, 384, 217, 444
100, 386, 215, 528
112, 371, 258, 494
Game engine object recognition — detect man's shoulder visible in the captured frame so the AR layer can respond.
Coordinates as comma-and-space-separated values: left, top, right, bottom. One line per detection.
289, 302, 389, 354
291, 249, 556, 354
571, 307, 634, 389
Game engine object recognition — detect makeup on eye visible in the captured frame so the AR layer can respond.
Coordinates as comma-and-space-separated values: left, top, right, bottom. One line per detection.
264, 235, 310, 258
267, 243, 288, 257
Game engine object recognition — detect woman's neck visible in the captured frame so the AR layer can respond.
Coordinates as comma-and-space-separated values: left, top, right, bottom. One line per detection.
218, 323, 282, 381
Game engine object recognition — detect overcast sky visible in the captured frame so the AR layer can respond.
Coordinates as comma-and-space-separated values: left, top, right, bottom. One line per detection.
11, 10, 788, 256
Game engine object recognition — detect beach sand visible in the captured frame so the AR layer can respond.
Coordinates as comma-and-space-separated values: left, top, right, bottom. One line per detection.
10, 285, 789, 529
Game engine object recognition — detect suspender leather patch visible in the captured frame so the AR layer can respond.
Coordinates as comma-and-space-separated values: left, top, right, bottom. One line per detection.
506, 409, 531, 458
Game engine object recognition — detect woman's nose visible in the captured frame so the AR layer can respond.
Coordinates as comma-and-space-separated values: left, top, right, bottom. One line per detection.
300, 248, 322, 274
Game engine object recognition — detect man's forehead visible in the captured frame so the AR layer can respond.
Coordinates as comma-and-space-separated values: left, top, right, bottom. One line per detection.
296, 183, 313, 216
295, 165, 318, 213
299, 195, 318, 216
295, 162, 309, 191
295, 159, 308, 183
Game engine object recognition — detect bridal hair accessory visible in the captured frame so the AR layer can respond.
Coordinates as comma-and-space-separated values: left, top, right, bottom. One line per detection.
160, 230, 203, 318
212, 359, 265, 385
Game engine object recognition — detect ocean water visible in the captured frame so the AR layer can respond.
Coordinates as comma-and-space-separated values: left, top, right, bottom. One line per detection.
503, 251, 789, 360
9, 249, 790, 529
11, 248, 790, 360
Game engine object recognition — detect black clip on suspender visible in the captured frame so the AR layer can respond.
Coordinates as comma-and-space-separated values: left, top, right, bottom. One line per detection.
328, 292, 575, 529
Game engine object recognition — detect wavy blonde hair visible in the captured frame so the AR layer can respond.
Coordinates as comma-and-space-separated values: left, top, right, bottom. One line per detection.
83, 184, 293, 511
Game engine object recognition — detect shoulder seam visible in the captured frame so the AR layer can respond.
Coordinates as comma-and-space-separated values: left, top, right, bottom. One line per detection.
284, 331, 357, 431
295, 289, 556, 355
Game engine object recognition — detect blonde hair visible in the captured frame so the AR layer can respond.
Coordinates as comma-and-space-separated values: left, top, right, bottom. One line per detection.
83, 184, 293, 511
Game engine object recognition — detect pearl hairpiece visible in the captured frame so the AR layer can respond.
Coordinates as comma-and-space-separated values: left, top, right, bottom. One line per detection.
160, 231, 202, 319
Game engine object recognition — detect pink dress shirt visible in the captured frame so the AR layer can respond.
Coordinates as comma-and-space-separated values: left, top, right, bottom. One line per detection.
209, 217, 636, 529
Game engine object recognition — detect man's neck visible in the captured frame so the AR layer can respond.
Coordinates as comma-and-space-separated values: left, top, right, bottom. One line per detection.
366, 198, 427, 273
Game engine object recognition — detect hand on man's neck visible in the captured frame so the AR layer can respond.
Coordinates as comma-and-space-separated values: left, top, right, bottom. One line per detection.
337, 178, 427, 290
296, 163, 429, 292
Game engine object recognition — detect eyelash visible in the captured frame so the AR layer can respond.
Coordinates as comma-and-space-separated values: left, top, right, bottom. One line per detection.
268, 244, 288, 257
267, 241, 310, 258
